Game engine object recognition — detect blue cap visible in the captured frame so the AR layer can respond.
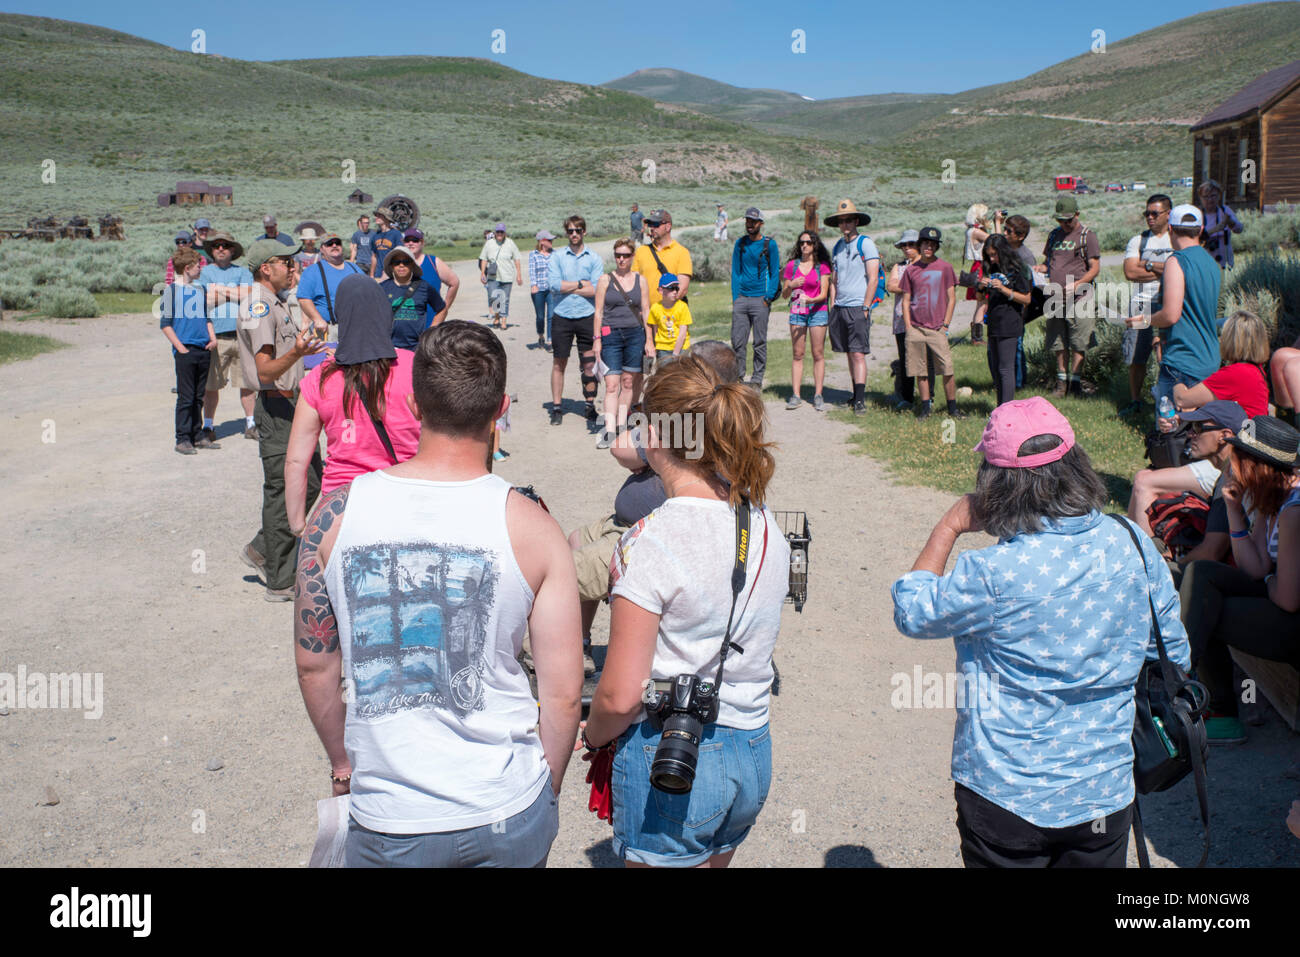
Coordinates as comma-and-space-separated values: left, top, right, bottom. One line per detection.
658, 273, 680, 289
194, 218, 211, 229
1179, 400, 1247, 432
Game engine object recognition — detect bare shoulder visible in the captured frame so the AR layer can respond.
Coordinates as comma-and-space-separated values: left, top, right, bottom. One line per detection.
505, 488, 567, 587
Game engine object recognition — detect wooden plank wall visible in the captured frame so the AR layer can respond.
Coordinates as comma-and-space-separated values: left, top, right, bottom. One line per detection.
1263, 85, 1300, 207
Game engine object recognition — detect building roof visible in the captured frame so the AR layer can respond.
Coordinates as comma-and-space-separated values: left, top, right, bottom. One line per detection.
1192, 59, 1300, 131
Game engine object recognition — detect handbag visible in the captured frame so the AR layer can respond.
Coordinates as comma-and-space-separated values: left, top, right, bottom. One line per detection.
1144, 423, 1192, 470
1110, 514, 1211, 868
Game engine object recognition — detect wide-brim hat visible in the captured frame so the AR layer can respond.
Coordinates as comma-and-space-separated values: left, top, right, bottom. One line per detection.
825, 198, 870, 227
202, 231, 245, 260
895, 229, 920, 248
298, 227, 320, 242
383, 247, 423, 280
1227, 415, 1300, 469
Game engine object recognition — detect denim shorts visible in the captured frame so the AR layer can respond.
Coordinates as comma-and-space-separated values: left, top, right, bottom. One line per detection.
1153, 365, 1203, 410
600, 325, 647, 374
789, 308, 829, 328
611, 718, 771, 867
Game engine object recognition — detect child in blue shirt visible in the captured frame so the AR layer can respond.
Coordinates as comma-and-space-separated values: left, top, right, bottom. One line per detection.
160, 248, 217, 454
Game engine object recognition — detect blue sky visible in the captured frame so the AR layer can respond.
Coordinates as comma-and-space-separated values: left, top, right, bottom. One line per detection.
8, 0, 1267, 98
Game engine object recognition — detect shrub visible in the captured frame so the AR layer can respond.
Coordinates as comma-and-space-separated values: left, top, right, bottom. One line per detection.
38, 286, 100, 318
1, 281, 39, 311
1223, 250, 1300, 346
1025, 316, 1127, 389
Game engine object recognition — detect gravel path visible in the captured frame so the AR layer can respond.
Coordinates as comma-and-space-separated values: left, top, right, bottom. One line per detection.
1, 251, 1295, 868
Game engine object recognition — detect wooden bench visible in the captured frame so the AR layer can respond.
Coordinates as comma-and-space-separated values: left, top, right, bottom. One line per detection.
1230, 649, 1300, 730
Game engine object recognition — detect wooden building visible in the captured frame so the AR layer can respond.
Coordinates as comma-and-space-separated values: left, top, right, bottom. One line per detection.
156, 180, 234, 207
346, 188, 373, 204
1191, 59, 1300, 213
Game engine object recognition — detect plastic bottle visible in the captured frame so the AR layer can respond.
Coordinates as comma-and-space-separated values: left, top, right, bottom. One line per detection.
1157, 396, 1177, 433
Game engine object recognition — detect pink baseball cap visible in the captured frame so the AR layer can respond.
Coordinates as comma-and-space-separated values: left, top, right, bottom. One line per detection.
973, 397, 1076, 468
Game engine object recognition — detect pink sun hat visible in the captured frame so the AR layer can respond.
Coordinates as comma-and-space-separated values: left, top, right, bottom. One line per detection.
973, 397, 1076, 468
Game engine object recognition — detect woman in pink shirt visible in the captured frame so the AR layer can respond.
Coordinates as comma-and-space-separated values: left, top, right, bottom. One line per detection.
780, 231, 832, 411
286, 275, 421, 535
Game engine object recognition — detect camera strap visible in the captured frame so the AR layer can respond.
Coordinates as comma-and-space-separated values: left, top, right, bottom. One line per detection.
713, 496, 752, 688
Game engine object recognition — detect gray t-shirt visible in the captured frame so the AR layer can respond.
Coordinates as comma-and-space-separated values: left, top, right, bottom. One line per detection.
351, 229, 376, 267
832, 234, 881, 306
614, 468, 667, 528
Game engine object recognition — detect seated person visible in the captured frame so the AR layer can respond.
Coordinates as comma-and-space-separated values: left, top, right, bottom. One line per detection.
568, 340, 740, 675
1128, 400, 1247, 537
1180, 415, 1300, 744
1172, 310, 1270, 418
1270, 333, 1300, 424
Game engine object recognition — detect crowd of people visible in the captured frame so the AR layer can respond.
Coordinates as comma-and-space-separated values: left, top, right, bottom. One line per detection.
153, 187, 1299, 868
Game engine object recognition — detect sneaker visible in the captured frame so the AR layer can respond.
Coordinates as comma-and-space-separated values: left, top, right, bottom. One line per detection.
595, 431, 613, 450
894, 400, 913, 413
549, 409, 563, 426
1118, 400, 1143, 417
585, 402, 598, 421
749, 380, 763, 392
947, 407, 969, 419
265, 586, 294, 603
1205, 715, 1247, 745
1051, 379, 1068, 398
194, 429, 221, 450
853, 399, 866, 416
916, 405, 932, 420
1069, 379, 1085, 398
785, 395, 802, 410
175, 440, 197, 455
240, 542, 266, 572
244, 425, 260, 440
537, 336, 545, 347
813, 394, 826, 412
583, 649, 597, 677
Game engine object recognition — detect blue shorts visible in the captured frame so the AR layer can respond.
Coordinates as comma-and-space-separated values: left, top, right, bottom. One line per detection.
600, 325, 647, 374
789, 308, 829, 328
1153, 365, 1204, 410
611, 718, 771, 867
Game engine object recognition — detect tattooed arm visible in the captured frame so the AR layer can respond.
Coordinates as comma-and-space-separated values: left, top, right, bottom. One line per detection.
294, 485, 351, 795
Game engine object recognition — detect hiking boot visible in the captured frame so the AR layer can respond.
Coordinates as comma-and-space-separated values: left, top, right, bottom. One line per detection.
1205, 714, 1247, 745
1051, 379, 1068, 398
785, 395, 802, 410
194, 429, 221, 450
1118, 400, 1143, 417
813, 394, 826, 412
947, 407, 969, 419
549, 409, 563, 426
853, 399, 866, 416
175, 440, 197, 455
1069, 379, 1085, 398
244, 425, 260, 440
240, 542, 266, 572
916, 405, 932, 420
595, 431, 614, 450
265, 585, 294, 603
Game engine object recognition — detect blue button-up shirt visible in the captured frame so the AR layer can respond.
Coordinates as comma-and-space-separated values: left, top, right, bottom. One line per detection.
891, 511, 1189, 828
548, 246, 604, 318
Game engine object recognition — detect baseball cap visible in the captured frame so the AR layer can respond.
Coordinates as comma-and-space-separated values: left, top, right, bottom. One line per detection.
319, 232, 342, 245
918, 226, 942, 245
1053, 195, 1080, 220
174, 230, 193, 243
403, 228, 424, 241
494, 222, 506, 232
895, 229, 920, 248
535, 229, 556, 241
643, 209, 671, 225
1170, 204, 1204, 229
245, 238, 302, 271
193, 218, 211, 230
262, 214, 277, 227
973, 397, 1076, 468
744, 206, 764, 222
1179, 400, 1246, 432
658, 273, 680, 289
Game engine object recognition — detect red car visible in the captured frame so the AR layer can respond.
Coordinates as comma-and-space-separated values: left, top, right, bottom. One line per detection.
1105, 183, 1125, 192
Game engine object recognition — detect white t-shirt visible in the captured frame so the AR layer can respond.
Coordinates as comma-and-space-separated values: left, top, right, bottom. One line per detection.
610, 497, 790, 729
1124, 230, 1174, 317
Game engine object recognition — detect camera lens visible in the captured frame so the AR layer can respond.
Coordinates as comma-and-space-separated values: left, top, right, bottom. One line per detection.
650, 712, 703, 794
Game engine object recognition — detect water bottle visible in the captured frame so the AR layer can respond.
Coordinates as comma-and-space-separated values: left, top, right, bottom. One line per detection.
1157, 395, 1177, 433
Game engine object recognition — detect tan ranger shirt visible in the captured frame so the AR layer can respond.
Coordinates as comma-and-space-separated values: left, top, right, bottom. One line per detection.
237, 284, 305, 393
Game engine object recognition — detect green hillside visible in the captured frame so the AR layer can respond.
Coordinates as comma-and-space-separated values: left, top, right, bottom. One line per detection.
604, 67, 810, 109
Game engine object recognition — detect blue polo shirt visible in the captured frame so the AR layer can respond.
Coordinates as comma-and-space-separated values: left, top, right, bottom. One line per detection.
548, 246, 604, 318
295, 260, 364, 325
197, 262, 253, 334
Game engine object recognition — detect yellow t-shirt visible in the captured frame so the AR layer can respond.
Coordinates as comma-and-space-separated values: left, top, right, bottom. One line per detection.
647, 301, 692, 351
633, 240, 693, 306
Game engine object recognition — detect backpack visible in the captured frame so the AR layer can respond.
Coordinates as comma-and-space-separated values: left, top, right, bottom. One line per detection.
837, 235, 886, 308
1144, 423, 1192, 470
1146, 491, 1211, 560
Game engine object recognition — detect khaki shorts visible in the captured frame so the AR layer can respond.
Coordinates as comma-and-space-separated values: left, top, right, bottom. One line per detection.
905, 325, 954, 376
1044, 297, 1098, 354
206, 336, 243, 391
572, 514, 628, 602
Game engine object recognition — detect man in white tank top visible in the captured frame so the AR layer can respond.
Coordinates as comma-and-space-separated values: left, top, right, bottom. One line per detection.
294, 321, 584, 867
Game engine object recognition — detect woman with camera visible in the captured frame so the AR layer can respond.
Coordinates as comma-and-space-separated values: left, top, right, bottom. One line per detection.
581, 355, 790, 867
1196, 180, 1243, 270
892, 398, 1189, 867
978, 234, 1033, 406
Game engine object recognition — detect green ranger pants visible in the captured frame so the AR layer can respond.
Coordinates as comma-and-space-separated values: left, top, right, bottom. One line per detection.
255, 392, 321, 591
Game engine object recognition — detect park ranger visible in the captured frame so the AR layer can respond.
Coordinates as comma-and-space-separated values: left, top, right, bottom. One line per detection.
236, 239, 325, 601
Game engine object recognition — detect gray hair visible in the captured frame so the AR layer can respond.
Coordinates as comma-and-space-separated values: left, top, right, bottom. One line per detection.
971, 435, 1107, 540
689, 339, 742, 383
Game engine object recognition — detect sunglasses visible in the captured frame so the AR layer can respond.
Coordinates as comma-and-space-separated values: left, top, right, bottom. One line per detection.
1143, 210, 1167, 218
566, 228, 584, 235
403, 238, 422, 244
175, 239, 191, 245
323, 240, 342, 247
210, 242, 233, 250
662, 285, 680, 291
799, 240, 815, 246
614, 252, 632, 259
1188, 422, 1222, 435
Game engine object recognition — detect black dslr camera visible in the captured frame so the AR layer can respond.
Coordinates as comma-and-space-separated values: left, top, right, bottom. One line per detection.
646, 674, 720, 794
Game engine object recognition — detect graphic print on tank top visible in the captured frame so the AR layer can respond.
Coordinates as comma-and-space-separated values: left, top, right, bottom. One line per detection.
341, 541, 499, 719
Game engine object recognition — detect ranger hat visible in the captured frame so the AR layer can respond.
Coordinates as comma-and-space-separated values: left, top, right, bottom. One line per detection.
246, 238, 302, 272
824, 198, 871, 228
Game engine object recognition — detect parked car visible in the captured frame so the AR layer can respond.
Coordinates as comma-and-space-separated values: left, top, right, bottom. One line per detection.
1131, 181, 1147, 191
1167, 176, 1194, 188
1073, 183, 1095, 194
1054, 175, 1079, 191
1105, 183, 1125, 192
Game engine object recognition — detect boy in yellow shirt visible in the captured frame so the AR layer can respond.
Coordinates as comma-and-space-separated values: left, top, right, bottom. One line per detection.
647, 273, 692, 364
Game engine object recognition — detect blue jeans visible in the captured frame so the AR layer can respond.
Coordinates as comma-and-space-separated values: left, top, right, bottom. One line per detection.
1153, 365, 1203, 410
486, 279, 511, 317
612, 718, 771, 866
600, 325, 647, 374
531, 289, 552, 340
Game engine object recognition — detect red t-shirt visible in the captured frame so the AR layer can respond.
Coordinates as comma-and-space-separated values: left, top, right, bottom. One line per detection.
1202, 362, 1268, 418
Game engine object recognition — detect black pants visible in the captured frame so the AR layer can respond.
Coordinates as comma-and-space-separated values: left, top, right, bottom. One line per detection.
894, 332, 934, 403
1179, 559, 1300, 715
174, 349, 211, 443
987, 335, 1019, 406
955, 784, 1132, 868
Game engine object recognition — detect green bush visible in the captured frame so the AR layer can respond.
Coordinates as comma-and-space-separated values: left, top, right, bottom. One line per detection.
1025, 316, 1127, 390
1223, 250, 1300, 346
38, 286, 100, 318
1, 281, 39, 310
